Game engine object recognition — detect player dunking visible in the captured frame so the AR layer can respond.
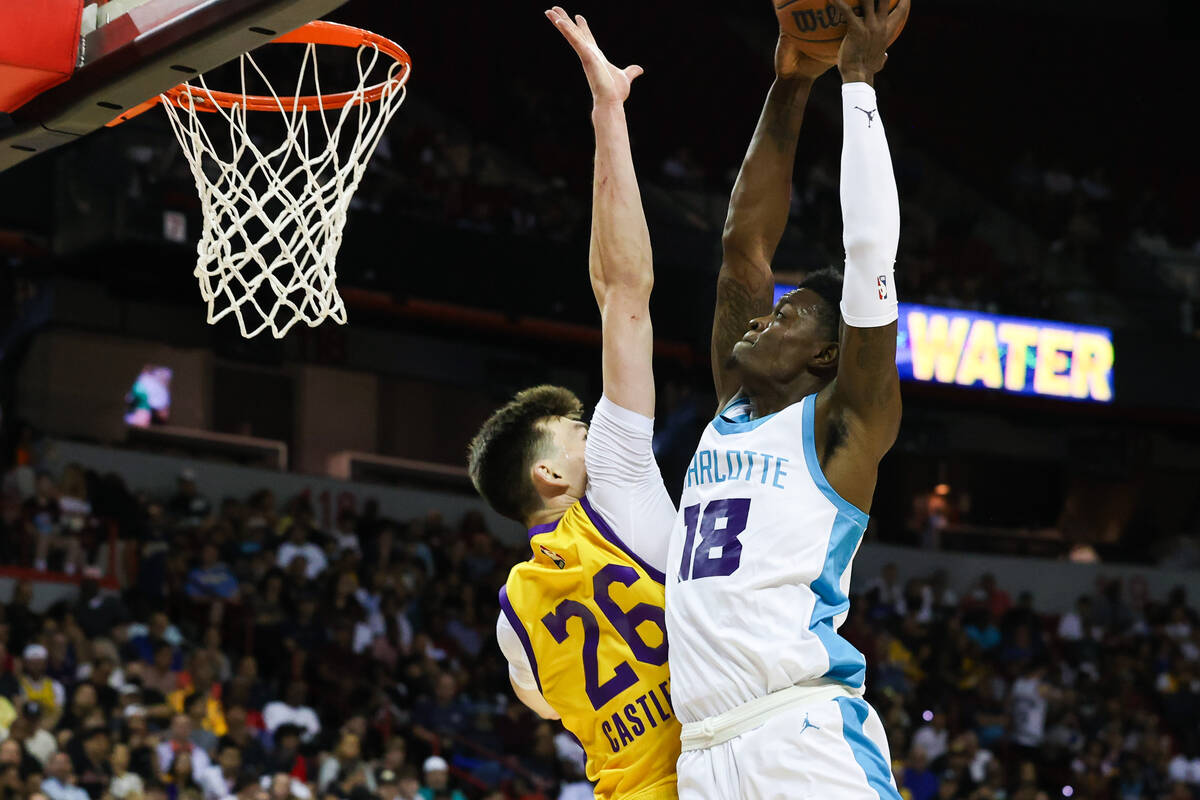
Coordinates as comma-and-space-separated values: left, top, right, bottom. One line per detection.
470, 9, 678, 800
666, 1, 909, 798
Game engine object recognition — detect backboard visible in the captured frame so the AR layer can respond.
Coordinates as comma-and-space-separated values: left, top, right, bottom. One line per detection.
0, 0, 347, 172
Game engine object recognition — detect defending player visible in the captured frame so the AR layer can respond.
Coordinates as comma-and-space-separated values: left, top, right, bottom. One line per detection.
468, 9, 678, 800
665, 1, 909, 797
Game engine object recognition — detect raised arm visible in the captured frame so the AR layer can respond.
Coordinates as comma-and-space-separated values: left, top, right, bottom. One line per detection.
712, 32, 833, 408
547, 7, 653, 416
548, 8, 676, 573
827, 0, 910, 461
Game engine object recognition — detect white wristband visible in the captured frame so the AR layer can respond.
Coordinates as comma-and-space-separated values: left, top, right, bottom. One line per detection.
839, 83, 900, 328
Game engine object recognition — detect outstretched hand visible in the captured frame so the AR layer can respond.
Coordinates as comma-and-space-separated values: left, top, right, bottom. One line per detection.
546, 6, 643, 106
830, 0, 911, 85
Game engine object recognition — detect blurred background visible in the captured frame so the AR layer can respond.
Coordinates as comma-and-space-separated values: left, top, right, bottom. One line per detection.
0, 1, 1198, 799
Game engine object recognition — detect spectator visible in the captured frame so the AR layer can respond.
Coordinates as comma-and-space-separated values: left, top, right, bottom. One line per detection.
41, 753, 89, 800
139, 643, 183, 697
262, 683, 320, 744
903, 748, 939, 800
262, 725, 307, 782
9, 718, 49, 777
166, 470, 212, 527
276, 521, 327, 581
1056, 595, 1097, 642
865, 562, 907, 621
165, 750, 202, 799
198, 743, 243, 800
927, 569, 958, 620
17, 648, 66, 723
55, 684, 100, 735
394, 767, 422, 800
957, 731, 994, 787
330, 511, 361, 557
0, 763, 22, 799
4, 581, 34, 651
412, 674, 472, 748
154, 715, 212, 782
127, 613, 183, 666
25, 472, 81, 575
67, 727, 111, 800
375, 768, 401, 800
0, 733, 42, 778
417, 757, 464, 800
217, 706, 266, 778
966, 573, 1012, 622
107, 743, 144, 800
913, 711, 949, 765
72, 571, 129, 639
181, 693, 219, 755
53, 465, 93, 575
317, 732, 374, 795
185, 544, 240, 602
170, 660, 226, 736
1010, 661, 1053, 762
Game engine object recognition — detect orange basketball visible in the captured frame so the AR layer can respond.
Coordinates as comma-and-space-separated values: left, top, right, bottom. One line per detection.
775, 0, 906, 64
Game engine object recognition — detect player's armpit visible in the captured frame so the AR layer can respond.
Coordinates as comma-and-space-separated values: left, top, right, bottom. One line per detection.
511, 675, 560, 720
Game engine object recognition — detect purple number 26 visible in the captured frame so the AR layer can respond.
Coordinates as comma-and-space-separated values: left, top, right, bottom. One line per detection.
678, 497, 751, 581
541, 565, 668, 711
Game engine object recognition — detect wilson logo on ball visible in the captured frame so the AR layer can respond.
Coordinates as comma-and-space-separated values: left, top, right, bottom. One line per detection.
788, 3, 846, 33
776, 0, 906, 63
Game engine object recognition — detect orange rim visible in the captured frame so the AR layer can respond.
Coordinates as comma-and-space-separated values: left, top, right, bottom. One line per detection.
108, 20, 410, 125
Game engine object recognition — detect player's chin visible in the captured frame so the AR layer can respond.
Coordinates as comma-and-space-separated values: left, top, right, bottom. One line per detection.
729, 339, 755, 365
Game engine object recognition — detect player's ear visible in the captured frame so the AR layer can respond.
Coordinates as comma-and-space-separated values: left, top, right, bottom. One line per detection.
530, 460, 570, 500
813, 341, 839, 369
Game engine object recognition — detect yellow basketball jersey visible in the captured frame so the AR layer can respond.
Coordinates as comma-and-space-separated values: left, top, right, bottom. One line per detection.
500, 497, 679, 800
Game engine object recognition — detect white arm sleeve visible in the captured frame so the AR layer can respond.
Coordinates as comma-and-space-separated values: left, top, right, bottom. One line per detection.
583, 395, 676, 575
495, 613, 558, 719
840, 82, 900, 328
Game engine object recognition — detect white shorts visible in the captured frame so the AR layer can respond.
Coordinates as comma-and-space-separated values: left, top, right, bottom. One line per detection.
677, 695, 901, 800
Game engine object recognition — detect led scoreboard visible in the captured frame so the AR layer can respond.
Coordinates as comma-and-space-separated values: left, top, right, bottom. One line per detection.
773, 287, 1115, 403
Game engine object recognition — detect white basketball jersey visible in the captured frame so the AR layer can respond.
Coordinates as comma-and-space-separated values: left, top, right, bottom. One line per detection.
665, 392, 870, 723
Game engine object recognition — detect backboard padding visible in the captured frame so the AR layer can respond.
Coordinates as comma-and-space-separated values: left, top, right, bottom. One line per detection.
0, 0, 347, 172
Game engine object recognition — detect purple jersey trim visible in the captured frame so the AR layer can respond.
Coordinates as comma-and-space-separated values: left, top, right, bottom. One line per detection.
498, 585, 542, 693
528, 521, 559, 539
579, 496, 667, 585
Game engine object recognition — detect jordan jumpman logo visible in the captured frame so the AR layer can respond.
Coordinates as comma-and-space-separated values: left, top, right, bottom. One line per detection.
800, 713, 821, 733
855, 106, 877, 127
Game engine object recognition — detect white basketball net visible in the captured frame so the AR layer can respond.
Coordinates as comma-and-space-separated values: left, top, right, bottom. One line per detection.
161, 42, 408, 338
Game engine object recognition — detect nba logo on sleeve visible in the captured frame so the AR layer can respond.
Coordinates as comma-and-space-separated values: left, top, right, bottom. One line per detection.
539, 544, 567, 569
877, 276, 888, 300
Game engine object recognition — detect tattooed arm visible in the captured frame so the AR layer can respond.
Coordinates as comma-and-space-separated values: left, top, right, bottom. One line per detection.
712, 37, 832, 409
819, 0, 910, 513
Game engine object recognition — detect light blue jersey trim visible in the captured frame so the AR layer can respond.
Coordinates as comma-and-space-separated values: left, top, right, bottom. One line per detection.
803, 393, 869, 688
710, 395, 778, 435
800, 394, 869, 525
835, 697, 903, 800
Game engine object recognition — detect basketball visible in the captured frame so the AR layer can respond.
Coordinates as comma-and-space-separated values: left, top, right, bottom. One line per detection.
776, 0, 906, 64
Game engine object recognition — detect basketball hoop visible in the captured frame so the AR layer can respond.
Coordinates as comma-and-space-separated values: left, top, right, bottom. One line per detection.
111, 21, 412, 338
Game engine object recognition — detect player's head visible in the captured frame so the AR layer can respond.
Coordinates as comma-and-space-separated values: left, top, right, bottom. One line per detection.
729, 267, 843, 389
468, 385, 586, 526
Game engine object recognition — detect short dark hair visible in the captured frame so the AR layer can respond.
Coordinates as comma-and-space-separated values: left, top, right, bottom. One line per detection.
794, 267, 844, 342
467, 386, 583, 523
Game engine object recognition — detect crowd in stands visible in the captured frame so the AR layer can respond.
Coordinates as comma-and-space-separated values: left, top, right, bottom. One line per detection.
1, 445, 593, 800
854, 564, 1200, 800
1, 438, 1199, 800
